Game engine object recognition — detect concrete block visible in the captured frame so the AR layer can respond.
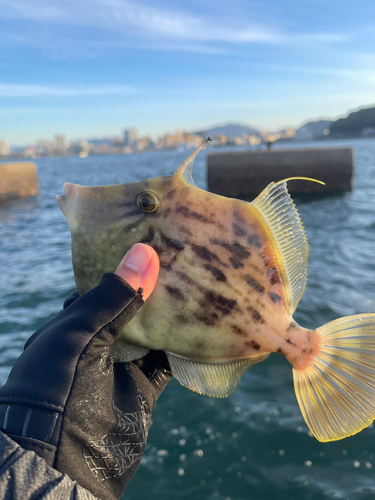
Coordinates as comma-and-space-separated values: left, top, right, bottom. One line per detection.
0, 162, 39, 203
207, 148, 354, 198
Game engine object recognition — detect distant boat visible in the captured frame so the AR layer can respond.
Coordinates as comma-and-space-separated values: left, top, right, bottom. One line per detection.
78, 151, 89, 158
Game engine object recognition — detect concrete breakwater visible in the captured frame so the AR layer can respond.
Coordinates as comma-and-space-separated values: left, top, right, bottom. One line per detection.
0, 162, 39, 203
207, 148, 354, 198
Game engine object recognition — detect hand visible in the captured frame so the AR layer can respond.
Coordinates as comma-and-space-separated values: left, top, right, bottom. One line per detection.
0, 243, 172, 500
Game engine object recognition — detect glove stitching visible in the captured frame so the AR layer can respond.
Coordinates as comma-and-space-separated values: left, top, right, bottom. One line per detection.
82, 365, 151, 483
53, 292, 143, 469
0, 397, 64, 412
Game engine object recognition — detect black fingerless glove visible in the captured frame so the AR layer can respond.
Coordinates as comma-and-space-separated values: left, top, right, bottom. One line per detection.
0, 274, 171, 500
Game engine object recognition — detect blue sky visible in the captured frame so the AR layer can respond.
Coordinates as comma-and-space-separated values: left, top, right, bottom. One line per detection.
1, 0, 375, 145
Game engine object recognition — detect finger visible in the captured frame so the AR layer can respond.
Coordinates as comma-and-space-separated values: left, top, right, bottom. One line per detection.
115, 243, 160, 301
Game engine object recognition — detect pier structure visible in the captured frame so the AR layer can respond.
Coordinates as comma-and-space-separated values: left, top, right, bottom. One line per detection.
207, 148, 354, 197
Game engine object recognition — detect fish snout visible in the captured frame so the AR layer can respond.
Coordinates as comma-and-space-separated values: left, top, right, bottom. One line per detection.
56, 182, 82, 217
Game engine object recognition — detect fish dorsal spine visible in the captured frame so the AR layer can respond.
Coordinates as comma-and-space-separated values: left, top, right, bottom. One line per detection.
252, 180, 309, 314
174, 138, 212, 186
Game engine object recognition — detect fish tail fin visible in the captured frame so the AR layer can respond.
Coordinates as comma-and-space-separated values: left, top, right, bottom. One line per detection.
293, 314, 375, 442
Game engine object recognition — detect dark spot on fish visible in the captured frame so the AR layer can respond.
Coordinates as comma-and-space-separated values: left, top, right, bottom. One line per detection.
175, 314, 189, 324
267, 268, 280, 285
179, 226, 193, 237
286, 338, 296, 346
160, 262, 172, 271
247, 307, 265, 323
244, 340, 260, 350
216, 307, 231, 316
232, 325, 246, 336
210, 239, 251, 261
166, 189, 176, 200
140, 226, 155, 244
176, 271, 194, 285
233, 223, 246, 237
229, 257, 244, 269
234, 211, 246, 224
204, 264, 227, 282
204, 291, 237, 315
196, 313, 219, 326
152, 244, 162, 255
176, 205, 189, 216
287, 321, 298, 331
232, 243, 251, 260
262, 254, 269, 266
163, 207, 171, 217
165, 285, 185, 301
191, 244, 219, 262
268, 292, 282, 303
161, 234, 185, 251
247, 234, 262, 248
245, 276, 265, 295
277, 347, 285, 355
192, 211, 211, 223
176, 205, 212, 224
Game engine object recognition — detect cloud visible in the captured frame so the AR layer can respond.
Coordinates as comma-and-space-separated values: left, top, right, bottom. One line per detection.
0, 83, 137, 97
0, 0, 345, 47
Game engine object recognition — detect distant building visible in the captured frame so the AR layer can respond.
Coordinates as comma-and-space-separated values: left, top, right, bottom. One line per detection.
124, 128, 137, 147
37, 139, 54, 153
55, 134, 67, 151
0, 140, 9, 156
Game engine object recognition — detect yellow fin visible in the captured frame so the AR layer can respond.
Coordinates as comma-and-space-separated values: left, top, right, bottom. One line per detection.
293, 314, 375, 442
280, 176, 325, 185
252, 181, 308, 313
166, 352, 269, 397
110, 340, 150, 363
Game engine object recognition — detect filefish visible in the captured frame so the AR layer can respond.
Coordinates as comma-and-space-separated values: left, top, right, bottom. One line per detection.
57, 140, 375, 443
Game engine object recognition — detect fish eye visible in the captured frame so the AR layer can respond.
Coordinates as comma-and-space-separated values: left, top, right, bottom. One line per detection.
137, 191, 160, 213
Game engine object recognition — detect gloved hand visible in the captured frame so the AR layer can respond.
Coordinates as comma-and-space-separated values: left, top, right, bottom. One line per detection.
0, 243, 172, 500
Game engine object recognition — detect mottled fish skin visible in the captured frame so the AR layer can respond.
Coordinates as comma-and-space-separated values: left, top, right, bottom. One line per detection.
57, 167, 318, 369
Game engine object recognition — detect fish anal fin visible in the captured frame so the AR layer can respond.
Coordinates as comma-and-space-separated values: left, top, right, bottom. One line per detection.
166, 352, 270, 397
293, 314, 375, 442
111, 339, 150, 362
252, 181, 308, 314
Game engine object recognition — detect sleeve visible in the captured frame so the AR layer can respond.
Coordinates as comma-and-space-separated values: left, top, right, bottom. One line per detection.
0, 431, 100, 499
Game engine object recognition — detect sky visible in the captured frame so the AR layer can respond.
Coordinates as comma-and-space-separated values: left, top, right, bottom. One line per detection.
1, 0, 375, 146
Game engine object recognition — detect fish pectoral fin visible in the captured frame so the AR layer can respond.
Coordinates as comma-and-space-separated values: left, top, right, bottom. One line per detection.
293, 314, 375, 442
110, 339, 150, 362
166, 352, 270, 397
252, 180, 308, 314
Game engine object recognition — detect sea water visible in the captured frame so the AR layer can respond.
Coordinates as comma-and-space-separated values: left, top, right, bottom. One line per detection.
1, 139, 375, 500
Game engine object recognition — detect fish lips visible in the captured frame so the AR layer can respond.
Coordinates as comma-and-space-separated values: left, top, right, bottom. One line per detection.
56, 182, 82, 217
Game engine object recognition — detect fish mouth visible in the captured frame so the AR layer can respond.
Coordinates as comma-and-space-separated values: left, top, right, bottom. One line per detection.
56, 182, 82, 216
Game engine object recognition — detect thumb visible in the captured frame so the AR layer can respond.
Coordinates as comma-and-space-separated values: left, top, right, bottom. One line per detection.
115, 243, 160, 301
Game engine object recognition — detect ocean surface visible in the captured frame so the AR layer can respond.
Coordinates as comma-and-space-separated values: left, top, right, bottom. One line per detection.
1, 139, 375, 500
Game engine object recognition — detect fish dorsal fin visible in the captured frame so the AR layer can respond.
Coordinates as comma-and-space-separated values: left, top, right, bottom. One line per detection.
166, 352, 269, 397
174, 138, 211, 185
252, 180, 308, 314
110, 340, 150, 363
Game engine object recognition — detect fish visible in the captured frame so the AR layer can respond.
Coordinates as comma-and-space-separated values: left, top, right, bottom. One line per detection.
57, 139, 375, 443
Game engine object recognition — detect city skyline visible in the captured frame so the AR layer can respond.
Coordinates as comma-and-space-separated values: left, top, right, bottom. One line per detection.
1, 0, 375, 145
